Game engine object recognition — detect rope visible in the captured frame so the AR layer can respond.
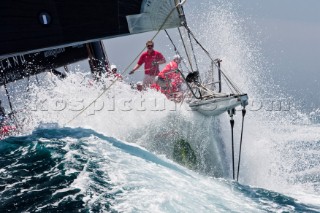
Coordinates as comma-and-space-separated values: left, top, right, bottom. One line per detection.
4, 80, 20, 131
183, 24, 244, 94
178, 70, 202, 99
183, 24, 215, 61
236, 108, 246, 182
4, 81, 14, 114
187, 31, 199, 71
221, 73, 238, 94
220, 68, 242, 94
164, 30, 178, 52
164, 30, 191, 73
64, 0, 186, 126
228, 108, 235, 180
178, 27, 194, 71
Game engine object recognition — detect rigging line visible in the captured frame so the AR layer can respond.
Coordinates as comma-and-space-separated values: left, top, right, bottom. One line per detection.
164, 29, 191, 73
164, 30, 178, 52
220, 69, 242, 94
183, 24, 243, 93
184, 23, 237, 88
177, 70, 202, 99
4, 79, 20, 131
180, 17, 245, 97
236, 108, 246, 182
187, 30, 199, 71
178, 27, 193, 71
183, 24, 215, 62
184, 24, 241, 94
228, 109, 235, 180
221, 73, 239, 94
119, 0, 187, 78
64, 0, 187, 126
4, 80, 14, 114
220, 67, 242, 92
219, 71, 235, 93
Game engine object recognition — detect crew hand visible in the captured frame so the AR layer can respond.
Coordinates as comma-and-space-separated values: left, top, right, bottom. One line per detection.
129, 70, 135, 75
152, 61, 158, 66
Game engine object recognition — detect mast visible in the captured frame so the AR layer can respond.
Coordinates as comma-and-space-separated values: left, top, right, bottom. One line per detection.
86, 41, 109, 78
175, 0, 187, 25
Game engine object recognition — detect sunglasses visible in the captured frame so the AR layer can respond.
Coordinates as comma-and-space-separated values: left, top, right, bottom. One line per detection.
147, 45, 153, 48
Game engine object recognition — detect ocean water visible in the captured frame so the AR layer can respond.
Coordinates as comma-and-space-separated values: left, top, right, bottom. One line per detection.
1, 127, 319, 212
1, 1, 320, 212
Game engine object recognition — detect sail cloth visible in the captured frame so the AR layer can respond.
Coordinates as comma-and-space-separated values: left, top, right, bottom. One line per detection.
127, 0, 182, 34
0, 45, 89, 86
0, 0, 184, 58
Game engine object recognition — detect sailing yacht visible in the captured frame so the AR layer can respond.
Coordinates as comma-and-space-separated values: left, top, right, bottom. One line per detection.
0, 0, 248, 119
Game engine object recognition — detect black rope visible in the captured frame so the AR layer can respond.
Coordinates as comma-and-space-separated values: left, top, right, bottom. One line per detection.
164, 30, 190, 73
4, 82, 14, 114
4, 80, 20, 131
220, 68, 242, 94
177, 70, 202, 99
187, 31, 199, 71
183, 24, 244, 94
231, 118, 235, 180
183, 24, 215, 62
178, 27, 194, 71
164, 29, 178, 52
236, 108, 246, 182
221, 71, 241, 94
228, 108, 235, 180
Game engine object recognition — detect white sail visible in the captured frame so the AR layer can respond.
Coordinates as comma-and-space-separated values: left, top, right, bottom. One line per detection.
126, 0, 182, 34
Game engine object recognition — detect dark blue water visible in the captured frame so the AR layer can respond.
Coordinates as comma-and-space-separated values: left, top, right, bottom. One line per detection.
1, 128, 319, 212
0, 128, 116, 212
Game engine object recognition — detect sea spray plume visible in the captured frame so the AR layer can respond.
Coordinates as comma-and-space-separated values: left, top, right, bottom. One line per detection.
19, 68, 229, 177
186, 0, 320, 203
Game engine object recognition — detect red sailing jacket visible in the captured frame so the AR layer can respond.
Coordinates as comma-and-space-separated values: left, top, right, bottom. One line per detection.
137, 50, 165, 76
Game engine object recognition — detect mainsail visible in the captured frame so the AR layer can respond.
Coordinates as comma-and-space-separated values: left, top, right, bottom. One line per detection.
0, 0, 184, 85
0, 0, 184, 58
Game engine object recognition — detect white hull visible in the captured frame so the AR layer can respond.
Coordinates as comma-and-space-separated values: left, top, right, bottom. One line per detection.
189, 94, 248, 116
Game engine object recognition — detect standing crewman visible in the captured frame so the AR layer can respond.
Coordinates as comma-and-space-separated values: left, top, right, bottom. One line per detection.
129, 40, 166, 87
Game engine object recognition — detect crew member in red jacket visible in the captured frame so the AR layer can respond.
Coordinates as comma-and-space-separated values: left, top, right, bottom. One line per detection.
129, 40, 166, 87
156, 54, 183, 95
108, 65, 123, 80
